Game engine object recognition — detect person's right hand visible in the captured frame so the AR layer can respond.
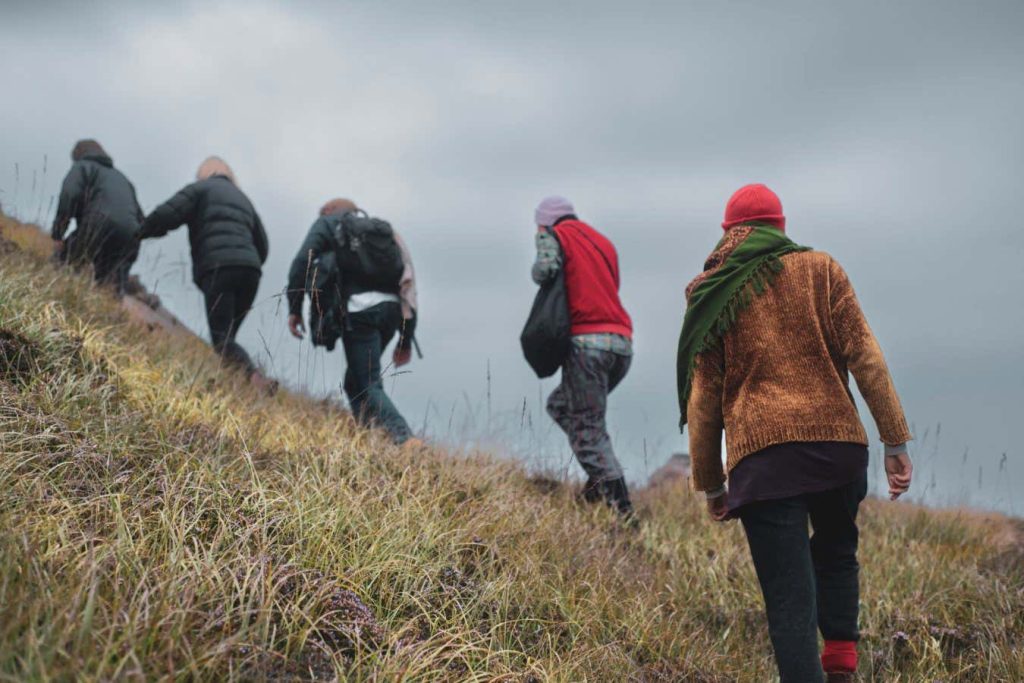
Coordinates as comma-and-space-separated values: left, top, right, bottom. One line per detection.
885, 452, 913, 500
706, 493, 731, 522
393, 345, 413, 368
287, 314, 306, 340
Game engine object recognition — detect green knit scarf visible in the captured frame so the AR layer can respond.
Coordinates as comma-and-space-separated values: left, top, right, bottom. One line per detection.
677, 225, 811, 431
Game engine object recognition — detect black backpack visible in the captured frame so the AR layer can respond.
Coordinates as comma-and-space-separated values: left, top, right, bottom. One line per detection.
304, 251, 344, 351
331, 210, 405, 294
520, 228, 572, 378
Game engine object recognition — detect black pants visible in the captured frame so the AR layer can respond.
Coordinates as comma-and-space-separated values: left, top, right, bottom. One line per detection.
341, 302, 412, 444
66, 229, 138, 295
739, 472, 868, 683
199, 266, 260, 374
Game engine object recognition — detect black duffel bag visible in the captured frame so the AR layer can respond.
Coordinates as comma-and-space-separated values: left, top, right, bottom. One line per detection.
520, 229, 572, 378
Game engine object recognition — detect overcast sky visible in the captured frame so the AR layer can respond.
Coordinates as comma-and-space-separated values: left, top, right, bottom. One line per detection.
2, 0, 1022, 513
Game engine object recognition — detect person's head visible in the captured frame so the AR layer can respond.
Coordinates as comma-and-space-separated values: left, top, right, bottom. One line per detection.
722, 184, 786, 232
319, 198, 359, 216
196, 156, 236, 184
534, 195, 576, 229
71, 139, 107, 161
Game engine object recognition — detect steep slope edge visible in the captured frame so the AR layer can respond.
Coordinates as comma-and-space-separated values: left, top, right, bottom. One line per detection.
1, 213, 1021, 681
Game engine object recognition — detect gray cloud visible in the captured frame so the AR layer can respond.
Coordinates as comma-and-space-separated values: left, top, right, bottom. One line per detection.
1, 0, 1021, 513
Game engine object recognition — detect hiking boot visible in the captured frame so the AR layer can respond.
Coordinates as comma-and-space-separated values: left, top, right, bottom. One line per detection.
826, 673, 855, 683
601, 477, 635, 518
579, 477, 604, 504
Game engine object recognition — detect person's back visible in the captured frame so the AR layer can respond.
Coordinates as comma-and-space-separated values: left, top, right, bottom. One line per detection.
139, 157, 272, 391
531, 196, 635, 519
285, 198, 419, 446
146, 171, 266, 285
703, 248, 907, 465
65, 159, 142, 238
552, 219, 632, 338
681, 184, 913, 682
52, 139, 143, 292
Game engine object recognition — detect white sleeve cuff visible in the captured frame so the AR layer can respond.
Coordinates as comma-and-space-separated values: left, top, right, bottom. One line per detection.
884, 443, 908, 457
704, 486, 727, 500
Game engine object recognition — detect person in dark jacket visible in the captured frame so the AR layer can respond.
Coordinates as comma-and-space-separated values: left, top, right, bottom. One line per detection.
286, 198, 419, 445
140, 157, 274, 391
52, 139, 144, 294
531, 195, 635, 519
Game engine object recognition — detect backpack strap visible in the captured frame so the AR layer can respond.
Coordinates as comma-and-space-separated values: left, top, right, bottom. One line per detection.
544, 225, 562, 247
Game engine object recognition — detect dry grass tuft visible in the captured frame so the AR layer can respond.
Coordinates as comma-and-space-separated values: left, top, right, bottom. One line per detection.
1, 212, 1022, 681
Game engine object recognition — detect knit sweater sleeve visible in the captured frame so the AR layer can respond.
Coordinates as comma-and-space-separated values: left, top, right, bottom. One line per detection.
828, 258, 913, 446
687, 343, 726, 492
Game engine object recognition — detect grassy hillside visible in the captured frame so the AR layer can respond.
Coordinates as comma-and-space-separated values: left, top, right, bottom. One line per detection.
1, 212, 1022, 682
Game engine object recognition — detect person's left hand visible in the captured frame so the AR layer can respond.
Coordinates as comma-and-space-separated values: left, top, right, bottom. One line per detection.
393, 345, 413, 368
287, 314, 306, 340
706, 494, 731, 522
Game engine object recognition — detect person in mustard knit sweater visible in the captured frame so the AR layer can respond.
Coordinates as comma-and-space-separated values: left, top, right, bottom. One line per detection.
677, 184, 914, 683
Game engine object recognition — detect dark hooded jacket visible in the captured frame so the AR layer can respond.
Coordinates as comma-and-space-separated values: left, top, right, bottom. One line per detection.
52, 154, 144, 244
140, 175, 269, 284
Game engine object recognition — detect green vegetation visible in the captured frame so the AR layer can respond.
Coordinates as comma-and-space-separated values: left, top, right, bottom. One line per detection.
1, 213, 1022, 681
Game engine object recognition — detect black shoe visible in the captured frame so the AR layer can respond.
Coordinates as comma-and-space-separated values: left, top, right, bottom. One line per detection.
825, 674, 854, 683
600, 477, 635, 519
579, 477, 604, 504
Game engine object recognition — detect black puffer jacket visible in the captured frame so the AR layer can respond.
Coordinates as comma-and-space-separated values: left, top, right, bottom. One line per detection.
141, 175, 269, 284
52, 154, 144, 242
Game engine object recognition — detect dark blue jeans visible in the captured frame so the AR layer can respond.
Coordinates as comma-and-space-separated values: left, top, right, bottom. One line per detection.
739, 471, 868, 682
341, 302, 412, 444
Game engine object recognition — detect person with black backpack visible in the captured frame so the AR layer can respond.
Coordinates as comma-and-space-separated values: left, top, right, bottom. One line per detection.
525, 196, 635, 518
286, 198, 418, 445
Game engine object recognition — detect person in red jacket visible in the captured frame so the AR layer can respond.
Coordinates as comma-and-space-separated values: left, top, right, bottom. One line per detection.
532, 196, 635, 517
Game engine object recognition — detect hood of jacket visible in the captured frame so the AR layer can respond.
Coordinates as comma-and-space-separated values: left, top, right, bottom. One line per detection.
81, 154, 114, 168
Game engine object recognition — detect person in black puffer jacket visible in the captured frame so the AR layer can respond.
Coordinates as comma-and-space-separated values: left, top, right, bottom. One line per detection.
52, 139, 144, 294
140, 157, 274, 391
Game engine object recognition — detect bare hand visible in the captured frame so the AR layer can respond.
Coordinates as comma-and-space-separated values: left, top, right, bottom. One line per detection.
393, 345, 413, 368
287, 314, 306, 340
885, 452, 913, 500
706, 494, 731, 522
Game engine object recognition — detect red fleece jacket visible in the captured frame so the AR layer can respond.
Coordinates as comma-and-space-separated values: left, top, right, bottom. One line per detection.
553, 219, 632, 339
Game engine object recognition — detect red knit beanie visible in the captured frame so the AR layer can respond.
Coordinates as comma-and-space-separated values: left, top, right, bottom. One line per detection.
722, 183, 786, 231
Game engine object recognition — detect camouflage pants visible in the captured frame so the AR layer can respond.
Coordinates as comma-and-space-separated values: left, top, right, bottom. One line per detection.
547, 347, 631, 482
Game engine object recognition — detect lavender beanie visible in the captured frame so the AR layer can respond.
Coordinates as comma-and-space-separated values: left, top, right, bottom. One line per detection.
534, 195, 576, 227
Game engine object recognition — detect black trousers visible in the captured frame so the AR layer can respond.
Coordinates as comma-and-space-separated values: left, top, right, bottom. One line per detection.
199, 266, 260, 374
341, 302, 412, 444
738, 471, 868, 683
66, 229, 138, 295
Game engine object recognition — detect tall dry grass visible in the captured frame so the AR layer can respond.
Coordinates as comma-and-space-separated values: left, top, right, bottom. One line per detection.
0, 213, 1022, 681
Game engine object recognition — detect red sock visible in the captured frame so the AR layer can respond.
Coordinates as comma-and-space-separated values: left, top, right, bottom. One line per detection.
821, 640, 857, 673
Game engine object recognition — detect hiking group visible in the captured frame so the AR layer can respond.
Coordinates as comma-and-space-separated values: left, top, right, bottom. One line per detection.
50, 139, 914, 682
